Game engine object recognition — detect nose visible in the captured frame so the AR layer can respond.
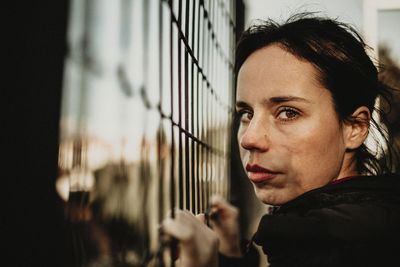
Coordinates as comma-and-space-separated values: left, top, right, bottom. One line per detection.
239, 119, 270, 152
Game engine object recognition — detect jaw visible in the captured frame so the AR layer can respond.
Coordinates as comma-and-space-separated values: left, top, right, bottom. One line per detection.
253, 184, 293, 206
253, 179, 316, 206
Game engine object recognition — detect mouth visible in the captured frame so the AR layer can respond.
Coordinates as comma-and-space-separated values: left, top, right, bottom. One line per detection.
246, 164, 280, 184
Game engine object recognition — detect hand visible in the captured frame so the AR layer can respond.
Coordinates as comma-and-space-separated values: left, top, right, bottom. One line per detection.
209, 195, 242, 257
162, 209, 219, 267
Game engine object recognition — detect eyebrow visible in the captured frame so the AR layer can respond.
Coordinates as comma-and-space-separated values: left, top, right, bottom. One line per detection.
235, 101, 251, 109
268, 96, 311, 104
236, 95, 311, 109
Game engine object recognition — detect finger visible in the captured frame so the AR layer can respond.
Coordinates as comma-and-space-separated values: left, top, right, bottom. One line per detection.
210, 195, 238, 216
177, 209, 200, 225
161, 218, 191, 241
210, 195, 232, 213
210, 195, 229, 208
165, 207, 181, 219
195, 213, 206, 224
171, 210, 206, 235
172, 209, 194, 222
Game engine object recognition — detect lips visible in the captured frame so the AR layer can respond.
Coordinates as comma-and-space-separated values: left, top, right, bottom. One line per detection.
246, 164, 280, 183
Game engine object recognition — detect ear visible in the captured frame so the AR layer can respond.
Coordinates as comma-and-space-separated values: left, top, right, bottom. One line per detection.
343, 106, 371, 150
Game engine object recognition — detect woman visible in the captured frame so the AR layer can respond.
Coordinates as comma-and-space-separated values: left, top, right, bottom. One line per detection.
162, 14, 400, 267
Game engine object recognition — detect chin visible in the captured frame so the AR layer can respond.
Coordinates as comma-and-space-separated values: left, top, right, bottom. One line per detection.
255, 187, 294, 206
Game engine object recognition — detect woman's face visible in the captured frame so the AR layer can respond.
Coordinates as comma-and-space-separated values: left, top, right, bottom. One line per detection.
236, 44, 355, 205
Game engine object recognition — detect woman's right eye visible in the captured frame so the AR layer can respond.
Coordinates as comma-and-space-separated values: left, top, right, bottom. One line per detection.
236, 110, 253, 122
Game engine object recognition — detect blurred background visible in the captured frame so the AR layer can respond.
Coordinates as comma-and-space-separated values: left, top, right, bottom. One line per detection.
7, 0, 399, 266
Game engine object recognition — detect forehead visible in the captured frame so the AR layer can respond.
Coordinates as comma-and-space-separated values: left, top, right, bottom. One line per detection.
236, 44, 326, 101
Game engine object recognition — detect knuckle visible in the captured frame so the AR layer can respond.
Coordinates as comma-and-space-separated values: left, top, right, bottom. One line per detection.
181, 229, 194, 242
231, 207, 239, 216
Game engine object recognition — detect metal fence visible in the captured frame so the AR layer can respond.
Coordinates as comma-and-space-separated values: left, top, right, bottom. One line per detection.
57, 0, 237, 266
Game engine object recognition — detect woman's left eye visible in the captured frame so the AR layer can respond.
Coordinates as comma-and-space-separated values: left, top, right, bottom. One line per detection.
277, 107, 300, 121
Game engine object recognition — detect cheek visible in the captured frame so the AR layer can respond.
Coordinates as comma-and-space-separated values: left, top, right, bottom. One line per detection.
274, 124, 312, 162
284, 138, 324, 168
281, 125, 344, 182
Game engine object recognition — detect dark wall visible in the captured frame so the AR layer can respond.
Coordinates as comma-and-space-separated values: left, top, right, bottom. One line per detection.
7, 1, 70, 266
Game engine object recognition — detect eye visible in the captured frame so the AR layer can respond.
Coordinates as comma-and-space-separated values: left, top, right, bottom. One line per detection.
236, 109, 253, 123
277, 107, 300, 121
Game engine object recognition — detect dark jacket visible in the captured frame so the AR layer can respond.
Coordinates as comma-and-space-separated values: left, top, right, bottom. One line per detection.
221, 174, 400, 267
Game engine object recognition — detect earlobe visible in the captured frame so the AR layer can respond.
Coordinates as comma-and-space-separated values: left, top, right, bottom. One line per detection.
344, 106, 371, 150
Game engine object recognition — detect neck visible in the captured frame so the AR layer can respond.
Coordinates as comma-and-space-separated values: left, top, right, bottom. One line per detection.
334, 152, 359, 182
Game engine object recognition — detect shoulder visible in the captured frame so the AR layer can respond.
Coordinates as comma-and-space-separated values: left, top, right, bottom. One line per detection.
279, 174, 400, 213
255, 174, 400, 240
254, 174, 400, 266
269, 174, 400, 239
